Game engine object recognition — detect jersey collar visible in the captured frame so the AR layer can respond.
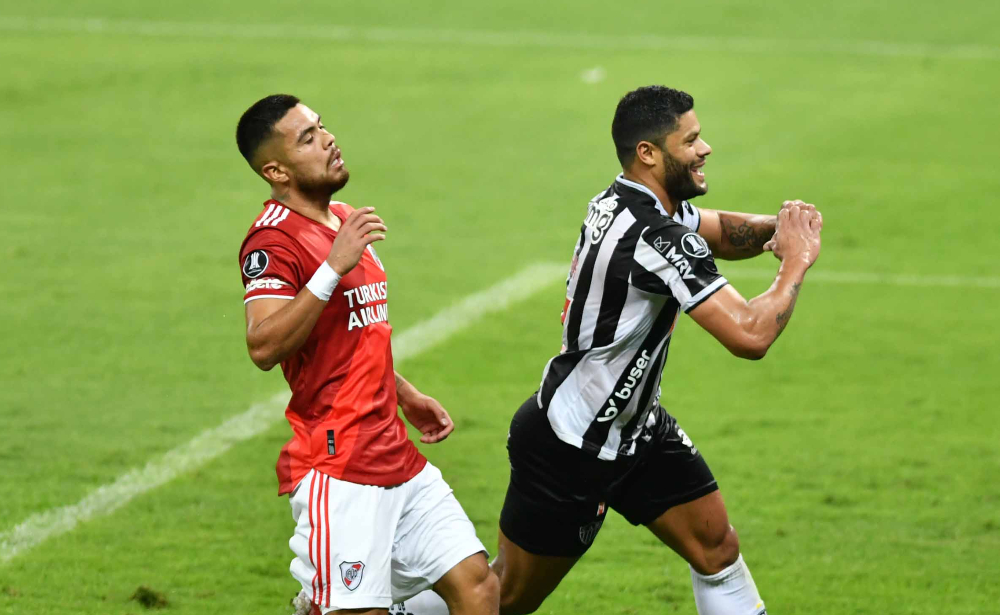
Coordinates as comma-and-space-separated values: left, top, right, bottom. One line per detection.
614, 174, 670, 217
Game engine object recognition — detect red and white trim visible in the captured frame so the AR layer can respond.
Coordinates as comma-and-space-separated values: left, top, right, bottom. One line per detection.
307, 474, 335, 608
255, 203, 291, 227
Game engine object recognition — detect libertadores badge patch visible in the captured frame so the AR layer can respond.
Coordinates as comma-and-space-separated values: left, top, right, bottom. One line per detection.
680, 232, 711, 258
340, 561, 365, 591
242, 249, 269, 278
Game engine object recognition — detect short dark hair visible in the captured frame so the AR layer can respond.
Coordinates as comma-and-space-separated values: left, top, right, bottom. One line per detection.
236, 94, 301, 168
611, 86, 694, 167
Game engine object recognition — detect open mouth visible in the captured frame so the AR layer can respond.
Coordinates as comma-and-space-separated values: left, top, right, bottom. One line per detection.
691, 162, 705, 182
330, 148, 344, 169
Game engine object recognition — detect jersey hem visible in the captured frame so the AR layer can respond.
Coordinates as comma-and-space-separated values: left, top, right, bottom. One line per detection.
549, 425, 630, 461
278, 456, 428, 496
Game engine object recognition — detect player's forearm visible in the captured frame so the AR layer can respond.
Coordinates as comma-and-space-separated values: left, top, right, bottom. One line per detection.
714, 211, 776, 260
738, 260, 808, 357
246, 291, 327, 370
394, 371, 419, 406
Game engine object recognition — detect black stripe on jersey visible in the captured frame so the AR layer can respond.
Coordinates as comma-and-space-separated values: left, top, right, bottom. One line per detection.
565, 187, 616, 352
539, 350, 589, 409
565, 241, 598, 352
591, 219, 644, 348
579, 300, 679, 456
617, 341, 670, 454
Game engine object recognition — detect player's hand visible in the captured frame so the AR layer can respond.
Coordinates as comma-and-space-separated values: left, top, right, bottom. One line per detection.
770, 203, 822, 267
326, 207, 386, 276
764, 200, 822, 257
400, 393, 455, 444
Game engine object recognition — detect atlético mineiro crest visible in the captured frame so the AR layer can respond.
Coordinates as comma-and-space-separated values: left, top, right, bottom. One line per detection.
340, 561, 365, 591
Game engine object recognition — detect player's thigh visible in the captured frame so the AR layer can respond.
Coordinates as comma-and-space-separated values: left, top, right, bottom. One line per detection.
390, 463, 490, 606
493, 526, 579, 615
289, 470, 404, 613
608, 409, 735, 574
645, 490, 739, 575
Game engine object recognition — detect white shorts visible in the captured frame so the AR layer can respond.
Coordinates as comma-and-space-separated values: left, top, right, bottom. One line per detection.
288, 462, 486, 613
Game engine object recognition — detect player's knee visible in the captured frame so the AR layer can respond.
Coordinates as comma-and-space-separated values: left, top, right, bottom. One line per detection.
479, 567, 501, 610
444, 554, 499, 613
697, 524, 741, 575
465, 561, 500, 611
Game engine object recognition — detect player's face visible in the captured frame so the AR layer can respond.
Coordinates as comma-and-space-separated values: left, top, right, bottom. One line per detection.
658, 110, 712, 202
275, 104, 349, 195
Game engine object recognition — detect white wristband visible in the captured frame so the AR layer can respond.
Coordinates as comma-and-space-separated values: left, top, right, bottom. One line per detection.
306, 262, 342, 301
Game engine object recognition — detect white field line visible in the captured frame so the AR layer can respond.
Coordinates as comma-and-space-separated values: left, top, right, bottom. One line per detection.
1, 16, 999, 61
727, 268, 1000, 289
0, 262, 567, 565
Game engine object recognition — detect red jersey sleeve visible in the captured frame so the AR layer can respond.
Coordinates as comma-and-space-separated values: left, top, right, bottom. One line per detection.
240, 228, 304, 304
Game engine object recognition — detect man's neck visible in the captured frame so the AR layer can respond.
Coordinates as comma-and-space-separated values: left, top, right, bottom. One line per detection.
270, 187, 340, 230
621, 169, 678, 216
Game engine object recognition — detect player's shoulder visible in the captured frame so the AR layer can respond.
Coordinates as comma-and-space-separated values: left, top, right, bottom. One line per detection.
240, 201, 301, 255
329, 200, 354, 217
633, 206, 683, 235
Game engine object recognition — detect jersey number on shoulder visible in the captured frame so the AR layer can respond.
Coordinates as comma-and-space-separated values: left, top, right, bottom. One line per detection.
583, 195, 619, 243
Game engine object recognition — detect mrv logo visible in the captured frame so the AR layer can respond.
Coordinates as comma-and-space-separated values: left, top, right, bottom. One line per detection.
658, 242, 698, 280
596, 349, 652, 423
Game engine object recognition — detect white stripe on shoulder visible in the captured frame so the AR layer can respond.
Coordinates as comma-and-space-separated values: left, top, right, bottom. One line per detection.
259, 205, 284, 227
270, 207, 291, 226
254, 203, 276, 227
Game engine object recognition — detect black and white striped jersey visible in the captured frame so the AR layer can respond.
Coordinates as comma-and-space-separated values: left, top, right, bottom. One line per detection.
537, 174, 728, 460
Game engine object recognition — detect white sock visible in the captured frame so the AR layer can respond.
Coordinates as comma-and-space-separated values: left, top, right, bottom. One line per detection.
391, 590, 450, 615
690, 554, 766, 615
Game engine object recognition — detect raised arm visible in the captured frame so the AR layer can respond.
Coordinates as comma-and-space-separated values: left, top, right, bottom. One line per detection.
688, 204, 822, 359
697, 200, 820, 260
697, 208, 777, 260
244, 207, 385, 370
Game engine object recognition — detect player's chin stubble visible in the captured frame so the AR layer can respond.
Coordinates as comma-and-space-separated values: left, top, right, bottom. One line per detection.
300, 170, 349, 198
663, 153, 706, 202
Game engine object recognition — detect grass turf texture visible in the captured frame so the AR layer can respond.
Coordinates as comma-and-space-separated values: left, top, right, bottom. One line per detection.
1, 1, 998, 613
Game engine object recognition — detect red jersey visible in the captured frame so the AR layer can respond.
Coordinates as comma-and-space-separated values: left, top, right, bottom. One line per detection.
239, 199, 426, 495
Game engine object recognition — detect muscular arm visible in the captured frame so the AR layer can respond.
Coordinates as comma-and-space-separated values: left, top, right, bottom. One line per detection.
245, 293, 327, 371
688, 203, 821, 359
697, 209, 777, 260
688, 261, 805, 359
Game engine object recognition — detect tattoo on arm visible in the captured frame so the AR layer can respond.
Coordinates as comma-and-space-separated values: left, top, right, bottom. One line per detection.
775, 282, 802, 333
720, 214, 775, 252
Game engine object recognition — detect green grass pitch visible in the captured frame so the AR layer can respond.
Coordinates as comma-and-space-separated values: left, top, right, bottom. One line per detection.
1, 1, 998, 613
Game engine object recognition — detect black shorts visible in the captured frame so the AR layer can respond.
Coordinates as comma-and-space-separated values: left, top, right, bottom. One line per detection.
499, 393, 718, 557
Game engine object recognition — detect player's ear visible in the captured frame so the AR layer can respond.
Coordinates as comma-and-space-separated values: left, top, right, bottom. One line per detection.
260, 160, 288, 184
634, 140, 660, 168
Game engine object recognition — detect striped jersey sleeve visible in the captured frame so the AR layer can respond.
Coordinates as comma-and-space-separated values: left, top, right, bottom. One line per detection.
240, 228, 304, 304
631, 221, 727, 313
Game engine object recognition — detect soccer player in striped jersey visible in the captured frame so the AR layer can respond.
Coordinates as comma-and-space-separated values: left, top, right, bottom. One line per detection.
379, 86, 822, 615
234, 95, 499, 615
489, 86, 822, 615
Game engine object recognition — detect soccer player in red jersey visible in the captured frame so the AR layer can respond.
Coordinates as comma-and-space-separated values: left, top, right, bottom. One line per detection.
235, 94, 498, 615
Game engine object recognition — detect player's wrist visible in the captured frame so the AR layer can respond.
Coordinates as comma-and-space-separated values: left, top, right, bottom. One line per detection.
305, 261, 342, 301
778, 255, 811, 276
